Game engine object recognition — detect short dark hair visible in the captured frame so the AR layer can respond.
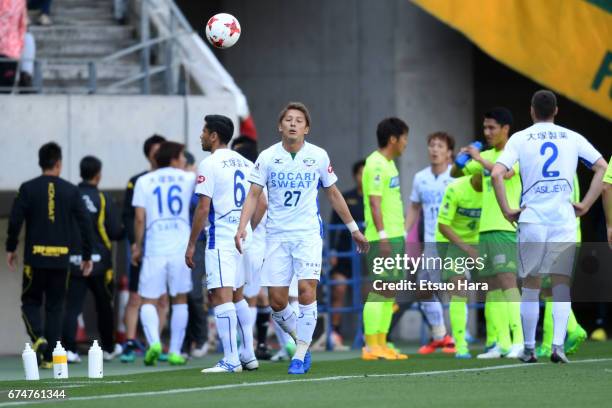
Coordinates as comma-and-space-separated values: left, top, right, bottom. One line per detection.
376, 117, 409, 148
484, 107, 513, 128
531, 89, 557, 120
278, 102, 311, 127
427, 131, 455, 152
205, 114, 234, 145
155, 141, 185, 168
80, 156, 102, 181
143, 134, 166, 158
352, 159, 365, 176
38, 142, 62, 170
231, 135, 258, 162
183, 150, 195, 166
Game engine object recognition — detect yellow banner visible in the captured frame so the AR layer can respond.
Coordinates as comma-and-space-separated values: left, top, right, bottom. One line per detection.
411, 0, 612, 120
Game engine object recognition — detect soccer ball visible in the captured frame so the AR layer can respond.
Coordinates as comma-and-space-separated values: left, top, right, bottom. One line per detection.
205, 13, 241, 49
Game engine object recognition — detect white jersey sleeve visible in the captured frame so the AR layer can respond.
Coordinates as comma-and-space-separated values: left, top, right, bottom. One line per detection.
132, 176, 146, 208
249, 152, 269, 187
496, 135, 520, 171
409, 173, 420, 203
195, 158, 215, 198
318, 150, 338, 188
576, 134, 603, 168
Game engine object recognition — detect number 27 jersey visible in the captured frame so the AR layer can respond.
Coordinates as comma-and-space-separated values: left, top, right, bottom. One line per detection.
132, 167, 196, 256
249, 141, 338, 242
196, 149, 253, 250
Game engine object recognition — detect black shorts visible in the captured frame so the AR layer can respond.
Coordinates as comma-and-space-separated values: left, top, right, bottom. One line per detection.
128, 262, 140, 293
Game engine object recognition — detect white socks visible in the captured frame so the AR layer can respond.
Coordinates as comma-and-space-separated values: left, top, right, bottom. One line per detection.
169, 303, 188, 355
294, 302, 317, 361
215, 302, 240, 365
140, 303, 160, 346
271, 303, 298, 341
421, 298, 446, 339
552, 284, 571, 347
235, 299, 255, 361
520, 287, 540, 349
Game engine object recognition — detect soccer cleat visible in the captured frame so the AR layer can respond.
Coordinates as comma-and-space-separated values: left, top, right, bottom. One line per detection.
202, 360, 243, 373
361, 347, 381, 361
477, 345, 506, 359
565, 326, 587, 355
418, 335, 455, 354
32, 337, 48, 365
144, 342, 162, 366
158, 352, 168, 362
66, 350, 81, 364
455, 347, 472, 359
536, 345, 552, 358
271, 348, 290, 362
505, 344, 524, 359
190, 343, 210, 358
103, 343, 123, 361
120, 340, 136, 363
255, 344, 272, 360
590, 328, 607, 342
285, 341, 297, 358
519, 348, 538, 363
168, 352, 187, 366
288, 359, 305, 375
382, 346, 408, 360
241, 358, 259, 371
551, 345, 570, 364
39, 360, 53, 369
303, 351, 312, 372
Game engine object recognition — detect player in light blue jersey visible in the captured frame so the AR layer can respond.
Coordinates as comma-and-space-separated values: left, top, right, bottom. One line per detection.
235, 102, 369, 375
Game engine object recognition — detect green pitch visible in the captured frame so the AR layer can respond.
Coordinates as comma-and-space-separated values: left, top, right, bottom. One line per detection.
1, 342, 611, 408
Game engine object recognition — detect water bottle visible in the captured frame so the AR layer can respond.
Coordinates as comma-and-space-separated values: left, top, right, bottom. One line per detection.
455, 141, 483, 169
52, 341, 69, 379
22, 343, 39, 381
88, 340, 103, 379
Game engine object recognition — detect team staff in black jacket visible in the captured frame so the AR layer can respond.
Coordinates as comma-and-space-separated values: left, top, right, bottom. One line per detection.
6, 142, 94, 367
62, 156, 125, 362
120, 134, 169, 362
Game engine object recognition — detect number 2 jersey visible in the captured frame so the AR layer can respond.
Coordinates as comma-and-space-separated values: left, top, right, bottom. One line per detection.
132, 167, 196, 256
249, 141, 338, 242
497, 122, 602, 226
196, 148, 253, 250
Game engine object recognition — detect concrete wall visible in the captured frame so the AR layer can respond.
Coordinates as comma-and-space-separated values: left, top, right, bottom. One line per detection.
0, 95, 237, 191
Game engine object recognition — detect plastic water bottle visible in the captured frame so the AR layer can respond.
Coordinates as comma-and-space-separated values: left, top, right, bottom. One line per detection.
88, 340, 103, 379
52, 341, 69, 379
455, 141, 483, 169
22, 343, 39, 381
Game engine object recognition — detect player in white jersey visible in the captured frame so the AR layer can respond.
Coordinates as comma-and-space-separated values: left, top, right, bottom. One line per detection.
404, 131, 455, 354
185, 115, 267, 374
235, 102, 369, 375
131, 142, 196, 366
492, 90, 607, 364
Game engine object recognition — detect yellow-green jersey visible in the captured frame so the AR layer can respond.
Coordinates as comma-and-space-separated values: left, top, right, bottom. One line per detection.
435, 176, 482, 244
462, 148, 521, 233
604, 157, 612, 185
362, 150, 405, 241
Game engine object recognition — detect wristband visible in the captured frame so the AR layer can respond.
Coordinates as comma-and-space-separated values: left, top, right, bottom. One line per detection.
346, 221, 359, 233
378, 230, 388, 239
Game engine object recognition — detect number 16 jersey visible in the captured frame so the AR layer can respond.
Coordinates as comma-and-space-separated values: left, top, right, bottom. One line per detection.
132, 167, 196, 256
196, 148, 253, 250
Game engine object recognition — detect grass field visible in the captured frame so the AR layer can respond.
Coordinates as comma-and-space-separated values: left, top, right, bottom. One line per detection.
0, 342, 611, 408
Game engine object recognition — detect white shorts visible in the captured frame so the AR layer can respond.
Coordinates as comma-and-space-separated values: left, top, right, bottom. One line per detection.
205, 247, 246, 290
139, 253, 192, 298
260, 238, 322, 287
518, 223, 577, 278
242, 244, 265, 298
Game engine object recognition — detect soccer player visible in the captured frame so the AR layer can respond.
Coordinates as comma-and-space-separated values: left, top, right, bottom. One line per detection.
186, 115, 266, 373
405, 131, 455, 354
452, 107, 523, 359
436, 174, 482, 358
131, 142, 196, 366
121, 134, 167, 363
235, 102, 369, 375
6, 142, 94, 368
361, 117, 409, 361
492, 89, 606, 363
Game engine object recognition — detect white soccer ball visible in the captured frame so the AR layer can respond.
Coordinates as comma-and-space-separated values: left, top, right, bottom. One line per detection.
205, 13, 241, 49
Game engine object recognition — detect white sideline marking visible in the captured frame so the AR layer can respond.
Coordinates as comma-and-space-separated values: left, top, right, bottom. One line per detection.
1, 358, 611, 407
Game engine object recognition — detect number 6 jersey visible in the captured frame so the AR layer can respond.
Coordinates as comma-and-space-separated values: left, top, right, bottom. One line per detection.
132, 167, 196, 256
196, 148, 253, 250
497, 122, 602, 225
248, 141, 338, 242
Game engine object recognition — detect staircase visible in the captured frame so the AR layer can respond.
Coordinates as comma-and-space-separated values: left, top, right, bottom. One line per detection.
29, 0, 143, 94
